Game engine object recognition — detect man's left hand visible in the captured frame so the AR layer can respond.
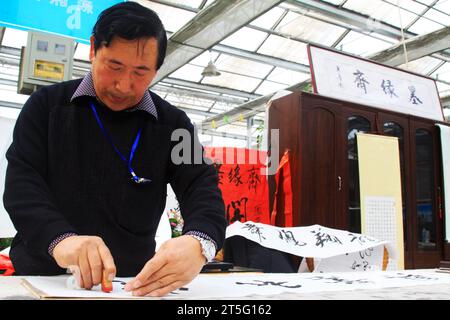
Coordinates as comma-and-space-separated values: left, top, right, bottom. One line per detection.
124, 235, 206, 297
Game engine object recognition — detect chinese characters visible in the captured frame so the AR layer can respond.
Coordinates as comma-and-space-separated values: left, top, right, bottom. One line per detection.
278, 230, 306, 247
311, 228, 343, 248
236, 280, 302, 289
409, 86, 423, 105
333, 64, 428, 107
242, 223, 266, 242
49, 0, 94, 30
353, 69, 370, 94
228, 165, 243, 186
226, 197, 248, 223
381, 79, 398, 98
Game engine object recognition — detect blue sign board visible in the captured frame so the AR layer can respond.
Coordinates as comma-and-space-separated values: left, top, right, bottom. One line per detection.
0, 0, 125, 44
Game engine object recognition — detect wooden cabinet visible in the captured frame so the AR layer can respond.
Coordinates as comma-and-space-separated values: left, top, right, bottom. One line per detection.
298, 96, 341, 228
268, 91, 448, 269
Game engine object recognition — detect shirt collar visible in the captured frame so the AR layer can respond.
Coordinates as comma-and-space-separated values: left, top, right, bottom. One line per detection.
70, 71, 158, 119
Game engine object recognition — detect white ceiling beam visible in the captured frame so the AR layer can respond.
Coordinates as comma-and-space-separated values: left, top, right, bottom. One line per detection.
288, 0, 450, 60
150, 0, 285, 85
200, 26, 450, 129
160, 78, 260, 100
288, 0, 412, 40
369, 27, 450, 66
153, 83, 247, 105
212, 44, 311, 73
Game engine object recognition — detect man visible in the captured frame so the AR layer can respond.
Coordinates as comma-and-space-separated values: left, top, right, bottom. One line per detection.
3, 2, 226, 297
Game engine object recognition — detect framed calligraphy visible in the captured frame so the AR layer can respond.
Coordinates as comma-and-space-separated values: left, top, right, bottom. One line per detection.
307, 44, 444, 121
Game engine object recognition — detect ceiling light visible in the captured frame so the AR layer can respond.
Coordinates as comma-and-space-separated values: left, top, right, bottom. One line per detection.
202, 60, 221, 77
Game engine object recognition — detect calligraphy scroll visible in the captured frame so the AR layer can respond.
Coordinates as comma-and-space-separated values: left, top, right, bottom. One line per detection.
226, 221, 389, 259
357, 133, 404, 270
308, 44, 444, 121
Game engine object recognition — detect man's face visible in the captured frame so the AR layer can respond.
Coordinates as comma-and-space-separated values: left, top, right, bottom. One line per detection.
89, 36, 158, 111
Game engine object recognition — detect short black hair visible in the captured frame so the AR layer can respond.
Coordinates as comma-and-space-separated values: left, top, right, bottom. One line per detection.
92, 1, 167, 70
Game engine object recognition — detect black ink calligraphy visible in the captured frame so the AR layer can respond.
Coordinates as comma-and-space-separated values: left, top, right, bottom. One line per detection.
278, 230, 306, 247
310, 276, 371, 285
351, 260, 369, 271
228, 165, 243, 186
348, 233, 378, 245
226, 197, 248, 223
212, 161, 224, 185
353, 69, 370, 94
384, 273, 437, 281
246, 166, 261, 192
381, 79, 398, 98
409, 86, 423, 105
242, 223, 266, 242
236, 280, 302, 289
311, 228, 343, 247
336, 66, 343, 88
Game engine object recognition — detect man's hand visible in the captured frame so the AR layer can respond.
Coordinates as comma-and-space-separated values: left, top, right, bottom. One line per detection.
52, 235, 116, 290
124, 235, 206, 297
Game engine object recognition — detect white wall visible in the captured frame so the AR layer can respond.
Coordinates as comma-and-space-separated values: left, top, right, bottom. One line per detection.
155, 184, 177, 251
0, 114, 17, 237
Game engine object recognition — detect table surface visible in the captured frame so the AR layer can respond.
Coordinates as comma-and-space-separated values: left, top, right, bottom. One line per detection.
2, 269, 450, 300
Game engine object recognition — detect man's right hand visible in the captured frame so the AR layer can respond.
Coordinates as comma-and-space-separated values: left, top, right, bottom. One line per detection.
52, 235, 116, 290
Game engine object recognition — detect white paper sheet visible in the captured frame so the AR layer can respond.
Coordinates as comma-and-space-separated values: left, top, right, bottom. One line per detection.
226, 221, 388, 259
23, 269, 450, 300
299, 244, 385, 273
155, 184, 177, 251
363, 196, 399, 260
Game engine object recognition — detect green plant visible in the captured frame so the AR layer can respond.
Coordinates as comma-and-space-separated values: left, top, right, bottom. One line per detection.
0, 238, 13, 251
168, 206, 184, 238
255, 121, 265, 150
303, 83, 313, 93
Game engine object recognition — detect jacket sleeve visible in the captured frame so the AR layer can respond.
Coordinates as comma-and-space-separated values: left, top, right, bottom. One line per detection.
167, 111, 227, 251
3, 88, 77, 259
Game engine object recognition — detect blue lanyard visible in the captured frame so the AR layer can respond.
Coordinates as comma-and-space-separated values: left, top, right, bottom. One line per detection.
90, 102, 151, 184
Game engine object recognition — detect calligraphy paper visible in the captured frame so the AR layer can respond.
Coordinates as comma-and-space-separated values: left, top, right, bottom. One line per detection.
23, 269, 450, 300
357, 133, 404, 269
298, 244, 385, 273
226, 221, 388, 259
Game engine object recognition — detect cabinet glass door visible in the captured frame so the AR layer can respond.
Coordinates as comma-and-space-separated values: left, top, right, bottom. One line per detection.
383, 121, 408, 249
347, 116, 371, 233
415, 129, 436, 250
410, 120, 442, 268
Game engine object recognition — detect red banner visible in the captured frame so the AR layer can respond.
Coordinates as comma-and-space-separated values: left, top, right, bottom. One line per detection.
205, 147, 293, 227
0, 254, 14, 276
205, 147, 271, 224
270, 151, 293, 227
